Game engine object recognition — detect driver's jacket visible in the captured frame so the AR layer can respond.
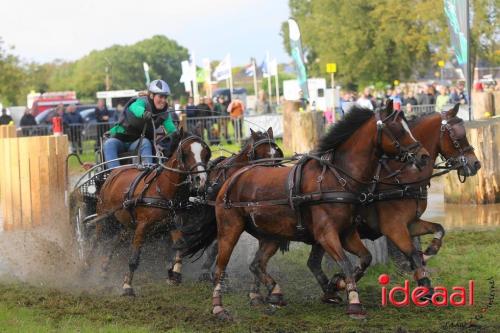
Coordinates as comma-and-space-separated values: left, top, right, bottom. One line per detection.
109, 96, 176, 142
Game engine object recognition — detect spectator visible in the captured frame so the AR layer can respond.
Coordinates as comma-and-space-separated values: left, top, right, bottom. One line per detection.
195, 96, 213, 140
214, 95, 229, 143
0, 108, 14, 125
63, 104, 84, 154
94, 99, 111, 150
185, 96, 198, 118
435, 85, 450, 112
340, 91, 355, 116
456, 83, 468, 104
419, 85, 436, 105
227, 97, 245, 142
389, 88, 403, 110
256, 90, 272, 114
356, 87, 376, 110
404, 90, 418, 106
298, 90, 309, 111
114, 103, 124, 122
20, 108, 37, 136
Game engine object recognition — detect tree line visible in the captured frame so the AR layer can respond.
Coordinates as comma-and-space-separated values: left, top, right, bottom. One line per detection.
0, 35, 189, 106
281, 0, 498, 89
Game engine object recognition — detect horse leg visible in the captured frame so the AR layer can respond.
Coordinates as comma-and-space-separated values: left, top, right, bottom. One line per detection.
198, 240, 218, 282
307, 243, 342, 304
341, 228, 372, 282
249, 239, 285, 306
212, 215, 245, 320
167, 230, 183, 285
122, 222, 147, 297
318, 229, 366, 319
100, 230, 126, 279
380, 217, 433, 299
408, 219, 445, 264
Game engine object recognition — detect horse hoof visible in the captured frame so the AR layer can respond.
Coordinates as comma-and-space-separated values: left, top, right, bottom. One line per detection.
198, 272, 213, 282
346, 303, 366, 319
266, 293, 287, 307
214, 309, 232, 321
249, 295, 265, 307
321, 292, 343, 304
167, 269, 182, 285
121, 287, 135, 297
419, 288, 434, 301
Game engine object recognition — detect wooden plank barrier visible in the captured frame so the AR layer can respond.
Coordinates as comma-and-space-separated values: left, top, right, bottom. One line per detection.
0, 125, 17, 139
444, 118, 500, 204
0, 135, 69, 231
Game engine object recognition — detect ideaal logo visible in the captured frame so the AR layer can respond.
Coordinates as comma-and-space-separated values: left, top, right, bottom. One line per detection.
378, 274, 474, 307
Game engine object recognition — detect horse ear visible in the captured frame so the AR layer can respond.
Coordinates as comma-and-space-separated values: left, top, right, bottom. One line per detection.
250, 128, 256, 138
385, 99, 393, 113
444, 103, 460, 119
267, 127, 274, 139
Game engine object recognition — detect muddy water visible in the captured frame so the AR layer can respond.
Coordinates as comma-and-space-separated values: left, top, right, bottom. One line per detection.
422, 187, 500, 230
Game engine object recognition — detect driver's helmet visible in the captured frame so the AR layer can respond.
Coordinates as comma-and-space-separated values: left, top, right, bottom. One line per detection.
148, 79, 171, 96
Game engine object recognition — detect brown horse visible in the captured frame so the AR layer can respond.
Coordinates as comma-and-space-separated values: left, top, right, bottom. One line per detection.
306, 103, 481, 302
172, 127, 284, 282
91, 129, 211, 296
182, 102, 430, 319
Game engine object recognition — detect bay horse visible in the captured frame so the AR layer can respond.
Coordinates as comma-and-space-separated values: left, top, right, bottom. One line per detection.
91, 128, 211, 296
182, 102, 430, 319
306, 103, 481, 302
171, 127, 284, 283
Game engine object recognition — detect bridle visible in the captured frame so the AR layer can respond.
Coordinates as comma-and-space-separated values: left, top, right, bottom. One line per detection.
437, 114, 474, 183
247, 137, 283, 161
374, 109, 422, 164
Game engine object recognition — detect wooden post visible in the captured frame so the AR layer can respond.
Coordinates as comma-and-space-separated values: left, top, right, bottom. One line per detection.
19, 138, 32, 228
9, 138, 22, 229
29, 137, 42, 226
444, 119, 500, 204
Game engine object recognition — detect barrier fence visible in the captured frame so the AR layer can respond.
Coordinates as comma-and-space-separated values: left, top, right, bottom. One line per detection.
0, 130, 68, 231
11, 105, 441, 156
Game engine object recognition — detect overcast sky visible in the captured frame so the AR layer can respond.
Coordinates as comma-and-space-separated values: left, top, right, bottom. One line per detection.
1, 0, 290, 66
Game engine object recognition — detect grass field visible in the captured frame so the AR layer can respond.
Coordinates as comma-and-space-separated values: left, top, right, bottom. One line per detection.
0, 229, 498, 332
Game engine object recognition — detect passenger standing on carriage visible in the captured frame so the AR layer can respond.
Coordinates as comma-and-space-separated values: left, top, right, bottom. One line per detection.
103, 79, 176, 168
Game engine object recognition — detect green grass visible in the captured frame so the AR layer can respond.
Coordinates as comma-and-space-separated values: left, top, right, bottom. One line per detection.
0, 229, 498, 332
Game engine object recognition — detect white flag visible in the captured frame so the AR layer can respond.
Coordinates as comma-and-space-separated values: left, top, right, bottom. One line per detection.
213, 54, 231, 81
269, 58, 278, 76
180, 60, 192, 92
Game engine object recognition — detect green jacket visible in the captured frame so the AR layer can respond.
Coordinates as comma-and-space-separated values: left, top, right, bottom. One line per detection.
109, 96, 176, 142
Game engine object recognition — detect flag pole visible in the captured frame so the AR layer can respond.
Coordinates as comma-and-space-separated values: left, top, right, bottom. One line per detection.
266, 51, 272, 103
191, 52, 199, 104
228, 54, 233, 100
252, 58, 258, 99
466, 0, 472, 121
274, 65, 279, 105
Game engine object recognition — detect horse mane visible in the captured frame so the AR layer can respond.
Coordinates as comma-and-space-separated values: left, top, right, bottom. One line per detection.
316, 105, 374, 153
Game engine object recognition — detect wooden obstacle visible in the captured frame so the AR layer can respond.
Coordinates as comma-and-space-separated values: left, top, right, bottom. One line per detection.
444, 118, 500, 204
0, 125, 17, 139
0, 135, 68, 231
283, 101, 325, 153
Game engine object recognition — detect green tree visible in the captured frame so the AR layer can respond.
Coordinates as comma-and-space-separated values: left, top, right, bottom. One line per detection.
282, 0, 498, 88
0, 39, 25, 105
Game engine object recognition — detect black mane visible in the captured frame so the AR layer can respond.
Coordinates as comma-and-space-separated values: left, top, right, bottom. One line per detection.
316, 105, 374, 153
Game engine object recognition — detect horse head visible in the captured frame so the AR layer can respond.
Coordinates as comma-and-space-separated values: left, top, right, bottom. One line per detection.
439, 104, 481, 177
376, 100, 430, 167
247, 127, 284, 161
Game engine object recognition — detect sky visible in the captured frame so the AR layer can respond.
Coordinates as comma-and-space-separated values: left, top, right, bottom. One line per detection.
0, 0, 291, 67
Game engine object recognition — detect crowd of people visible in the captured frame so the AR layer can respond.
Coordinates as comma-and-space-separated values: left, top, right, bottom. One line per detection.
340, 81, 470, 115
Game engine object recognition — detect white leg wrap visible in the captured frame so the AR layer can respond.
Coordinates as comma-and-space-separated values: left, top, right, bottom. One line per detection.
272, 284, 282, 294
123, 283, 132, 289
348, 291, 360, 304
173, 262, 182, 273
213, 305, 225, 315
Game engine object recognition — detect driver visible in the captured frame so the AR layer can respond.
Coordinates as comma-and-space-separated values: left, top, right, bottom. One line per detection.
103, 79, 177, 168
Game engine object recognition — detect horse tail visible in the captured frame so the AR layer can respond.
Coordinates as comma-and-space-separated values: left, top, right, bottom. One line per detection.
174, 205, 217, 259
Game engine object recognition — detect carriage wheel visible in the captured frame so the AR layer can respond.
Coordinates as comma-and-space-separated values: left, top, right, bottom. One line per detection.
69, 192, 95, 264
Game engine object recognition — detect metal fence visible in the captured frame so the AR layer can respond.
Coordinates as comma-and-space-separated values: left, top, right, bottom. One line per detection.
12, 104, 449, 156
